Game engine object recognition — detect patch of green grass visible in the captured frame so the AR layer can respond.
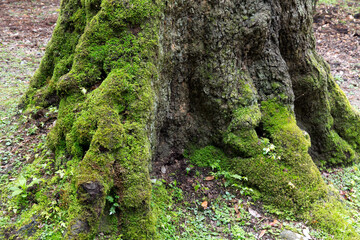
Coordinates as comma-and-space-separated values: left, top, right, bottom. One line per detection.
0, 42, 52, 235
152, 180, 257, 239
317, 0, 357, 11
322, 164, 360, 235
318, 0, 341, 5
0, 42, 41, 140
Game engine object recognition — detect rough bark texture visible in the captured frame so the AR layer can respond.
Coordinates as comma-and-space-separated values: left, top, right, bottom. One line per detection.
16, 0, 360, 238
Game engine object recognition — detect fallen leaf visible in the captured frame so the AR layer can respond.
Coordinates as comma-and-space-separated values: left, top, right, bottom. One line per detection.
201, 201, 208, 209
259, 229, 266, 238
269, 219, 279, 226
205, 176, 214, 181
234, 204, 239, 214
248, 207, 261, 218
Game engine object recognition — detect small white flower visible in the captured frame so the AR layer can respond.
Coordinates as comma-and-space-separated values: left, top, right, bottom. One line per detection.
288, 182, 296, 189
80, 87, 87, 95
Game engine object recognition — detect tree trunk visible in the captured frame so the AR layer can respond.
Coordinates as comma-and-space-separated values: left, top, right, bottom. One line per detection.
18, 0, 360, 238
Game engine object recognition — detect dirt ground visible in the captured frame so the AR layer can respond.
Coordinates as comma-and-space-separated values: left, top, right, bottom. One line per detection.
0, 0, 59, 46
314, 2, 360, 109
0, 0, 60, 177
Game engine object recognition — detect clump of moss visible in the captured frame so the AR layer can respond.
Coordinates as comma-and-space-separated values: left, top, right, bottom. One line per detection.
223, 105, 262, 157
188, 145, 229, 169
223, 99, 327, 210
303, 197, 359, 239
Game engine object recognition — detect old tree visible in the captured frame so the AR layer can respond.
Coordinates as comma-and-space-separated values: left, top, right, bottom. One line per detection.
5, 0, 360, 239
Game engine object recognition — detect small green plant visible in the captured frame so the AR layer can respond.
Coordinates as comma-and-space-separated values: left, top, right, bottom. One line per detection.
186, 164, 194, 174
231, 224, 255, 239
261, 138, 281, 160
48, 106, 58, 114
211, 170, 254, 195
192, 181, 209, 194
169, 180, 184, 201
26, 124, 38, 136
334, 75, 344, 84
222, 191, 235, 201
194, 182, 201, 192
9, 175, 42, 206
106, 195, 120, 215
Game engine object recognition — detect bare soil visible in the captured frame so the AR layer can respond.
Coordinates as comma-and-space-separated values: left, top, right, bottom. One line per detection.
314, 2, 360, 109
0, 0, 59, 46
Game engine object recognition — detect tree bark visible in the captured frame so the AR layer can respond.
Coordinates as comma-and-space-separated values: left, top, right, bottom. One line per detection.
18, 0, 360, 238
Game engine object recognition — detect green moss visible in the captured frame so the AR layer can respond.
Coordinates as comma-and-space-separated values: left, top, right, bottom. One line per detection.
323, 130, 357, 165
329, 82, 360, 155
47, 93, 84, 152
120, 208, 157, 240
224, 130, 260, 157
20, 0, 163, 238
223, 104, 261, 156
303, 198, 359, 239
293, 50, 360, 166
228, 105, 261, 131
220, 99, 327, 210
21, 0, 87, 108
82, 0, 102, 22
189, 145, 230, 169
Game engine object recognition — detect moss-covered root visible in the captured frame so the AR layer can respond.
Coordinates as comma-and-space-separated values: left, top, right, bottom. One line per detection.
60, 70, 157, 238
192, 99, 327, 210
54, 66, 157, 239
191, 99, 359, 237
24, 0, 163, 238
226, 99, 327, 210
294, 50, 360, 166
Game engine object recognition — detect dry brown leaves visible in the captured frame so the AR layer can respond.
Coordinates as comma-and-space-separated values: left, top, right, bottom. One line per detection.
314, 1, 360, 109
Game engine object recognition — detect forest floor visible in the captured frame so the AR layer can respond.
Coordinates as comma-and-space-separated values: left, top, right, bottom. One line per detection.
0, 0, 59, 171
0, 0, 360, 239
314, 1, 360, 109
